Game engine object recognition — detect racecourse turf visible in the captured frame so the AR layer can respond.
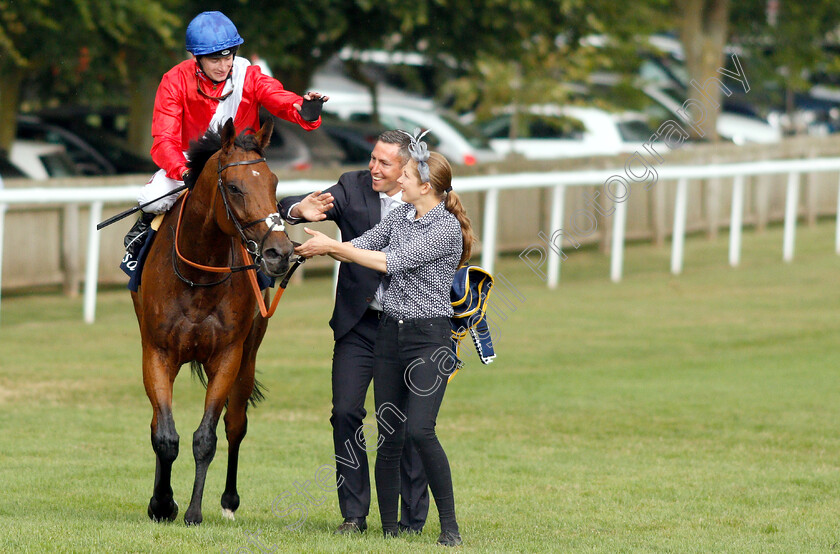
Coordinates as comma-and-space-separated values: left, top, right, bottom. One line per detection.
1, 220, 840, 553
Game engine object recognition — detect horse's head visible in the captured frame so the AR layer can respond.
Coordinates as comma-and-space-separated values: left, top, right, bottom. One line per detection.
213, 118, 293, 277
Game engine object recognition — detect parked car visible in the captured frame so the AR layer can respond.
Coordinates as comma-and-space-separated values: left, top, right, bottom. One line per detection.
311, 71, 435, 111
16, 115, 116, 175
34, 107, 158, 174
0, 154, 27, 179
322, 94, 501, 166
477, 105, 654, 159
8, 140, 80, 179
764, 90, 840, 136
261, 118, 316, 171
632, 36, 837, 137
641, 85, 781, 144
263, 110, 357, 170
319, 116, 387, 164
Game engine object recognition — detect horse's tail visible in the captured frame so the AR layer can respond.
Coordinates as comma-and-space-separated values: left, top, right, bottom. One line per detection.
190, 360, 209, 389
189, 361, 266, 408
249, 377, 267, 407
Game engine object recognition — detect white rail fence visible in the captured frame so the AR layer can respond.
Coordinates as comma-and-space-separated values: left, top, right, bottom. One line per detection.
1, 157, 840, 324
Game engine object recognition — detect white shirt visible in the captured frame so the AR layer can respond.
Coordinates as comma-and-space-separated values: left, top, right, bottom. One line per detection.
369, 191, 403, 311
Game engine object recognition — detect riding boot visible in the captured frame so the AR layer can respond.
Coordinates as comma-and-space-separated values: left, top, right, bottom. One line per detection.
124, 211, 156, 260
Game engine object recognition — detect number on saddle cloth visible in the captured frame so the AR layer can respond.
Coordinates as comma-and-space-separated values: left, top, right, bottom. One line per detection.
120, 215, 165, 292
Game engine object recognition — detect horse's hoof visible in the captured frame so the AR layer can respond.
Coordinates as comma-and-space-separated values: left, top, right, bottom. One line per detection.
184, 508, 203, 526
221, 491, 240, 513
222, 508, 236, 521
147, 498, 178, 522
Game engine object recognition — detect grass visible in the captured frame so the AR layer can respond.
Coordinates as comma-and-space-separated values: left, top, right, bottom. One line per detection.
1, 220, 840, 553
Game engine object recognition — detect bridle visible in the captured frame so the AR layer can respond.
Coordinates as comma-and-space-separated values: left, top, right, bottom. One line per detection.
173, 154, 304, 317
215, 156, 287, 267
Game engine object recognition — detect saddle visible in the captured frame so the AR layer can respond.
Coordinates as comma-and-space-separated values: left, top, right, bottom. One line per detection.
448, 265, 496, 382
120, 213, 274, 292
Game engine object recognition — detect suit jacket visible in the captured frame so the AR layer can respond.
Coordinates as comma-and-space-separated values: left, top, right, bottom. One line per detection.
278, 170, 383, 341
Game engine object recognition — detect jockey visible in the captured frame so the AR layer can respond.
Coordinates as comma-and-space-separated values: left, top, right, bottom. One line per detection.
124, 10, 328, 259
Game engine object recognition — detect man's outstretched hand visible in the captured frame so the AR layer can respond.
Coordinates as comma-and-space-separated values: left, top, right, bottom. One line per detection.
290, 191, 334, 221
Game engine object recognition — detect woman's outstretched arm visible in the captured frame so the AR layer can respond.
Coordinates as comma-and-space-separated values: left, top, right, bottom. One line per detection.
295, 227, 387, 272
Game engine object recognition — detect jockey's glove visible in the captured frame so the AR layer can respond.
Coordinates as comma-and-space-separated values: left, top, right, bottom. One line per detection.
299, 98, 325, 121
182, 170, 196, 189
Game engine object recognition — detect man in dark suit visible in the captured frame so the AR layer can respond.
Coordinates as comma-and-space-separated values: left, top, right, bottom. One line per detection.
278, 130, 429, 535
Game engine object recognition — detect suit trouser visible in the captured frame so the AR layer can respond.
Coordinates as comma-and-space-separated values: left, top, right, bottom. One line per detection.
331, 308, 429, 525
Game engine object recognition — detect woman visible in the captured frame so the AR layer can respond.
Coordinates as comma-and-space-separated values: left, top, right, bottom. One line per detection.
296, 136, 473, 547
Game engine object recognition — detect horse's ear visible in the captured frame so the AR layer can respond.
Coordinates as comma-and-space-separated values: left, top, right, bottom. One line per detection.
221, 118, 236, 153
254, 117, 274, 151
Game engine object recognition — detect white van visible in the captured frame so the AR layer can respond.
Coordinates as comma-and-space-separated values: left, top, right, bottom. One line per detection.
320, 93, 501, 166
479, 105, 653, 159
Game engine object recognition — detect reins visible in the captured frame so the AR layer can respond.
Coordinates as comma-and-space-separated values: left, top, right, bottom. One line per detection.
172, 154, 304, 318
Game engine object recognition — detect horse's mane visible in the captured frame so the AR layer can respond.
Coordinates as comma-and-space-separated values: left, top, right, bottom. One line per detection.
184, 125, 266, 188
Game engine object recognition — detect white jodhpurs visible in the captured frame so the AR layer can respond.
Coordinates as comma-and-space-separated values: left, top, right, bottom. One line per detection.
137, 169, 184, 214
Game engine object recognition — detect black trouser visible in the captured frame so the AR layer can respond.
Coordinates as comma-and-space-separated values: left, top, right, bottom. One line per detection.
373, 314, 459, 534
331, 309, 429, 524
400, 440, 430, 531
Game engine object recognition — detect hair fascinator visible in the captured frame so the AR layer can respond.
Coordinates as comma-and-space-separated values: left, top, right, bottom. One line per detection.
400, 128, 431, 184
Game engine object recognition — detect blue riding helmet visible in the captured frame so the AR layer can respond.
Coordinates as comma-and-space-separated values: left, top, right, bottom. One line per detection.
185, 11, 244, 56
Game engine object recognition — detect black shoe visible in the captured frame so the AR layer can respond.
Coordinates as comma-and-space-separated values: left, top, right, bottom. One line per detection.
124, 211, 155, 260
399, 523, 422, 535
334, 517, 367, 534
383, 527, 398, 538
436, 530, 462, 547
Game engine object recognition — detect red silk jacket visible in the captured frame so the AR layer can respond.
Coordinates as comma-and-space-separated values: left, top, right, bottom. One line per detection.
150, 59, 321, 180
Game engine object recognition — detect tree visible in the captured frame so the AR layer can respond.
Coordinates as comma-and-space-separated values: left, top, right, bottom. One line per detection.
663, 0, 840, 138
673, 0, 731, 141
730, 0, 840, 134
0, 0, 181, 156
444, 39, 596, 145
431, 0, 669, 148
179, 1, 417, 94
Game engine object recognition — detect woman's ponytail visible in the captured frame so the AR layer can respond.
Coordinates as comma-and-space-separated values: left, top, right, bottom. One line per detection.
445, 191, 474, 267
423, 152, 475, 267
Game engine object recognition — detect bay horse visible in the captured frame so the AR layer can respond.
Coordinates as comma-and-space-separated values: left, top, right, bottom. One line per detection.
132, 117, 292, 525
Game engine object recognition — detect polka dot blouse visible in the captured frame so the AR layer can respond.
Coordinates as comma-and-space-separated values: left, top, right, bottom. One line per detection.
351, 201, 462, 320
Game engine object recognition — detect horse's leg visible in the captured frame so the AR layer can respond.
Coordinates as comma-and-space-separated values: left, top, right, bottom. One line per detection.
221, 315, 268, 520
144, 349, 180, 522
184, 347, 245, 526
219, 370, 254, 521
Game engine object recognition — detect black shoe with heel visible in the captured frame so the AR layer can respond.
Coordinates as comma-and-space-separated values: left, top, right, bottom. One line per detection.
436, 529, 462, 546
399, 523, 422, 535
334, 517, 367, 535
